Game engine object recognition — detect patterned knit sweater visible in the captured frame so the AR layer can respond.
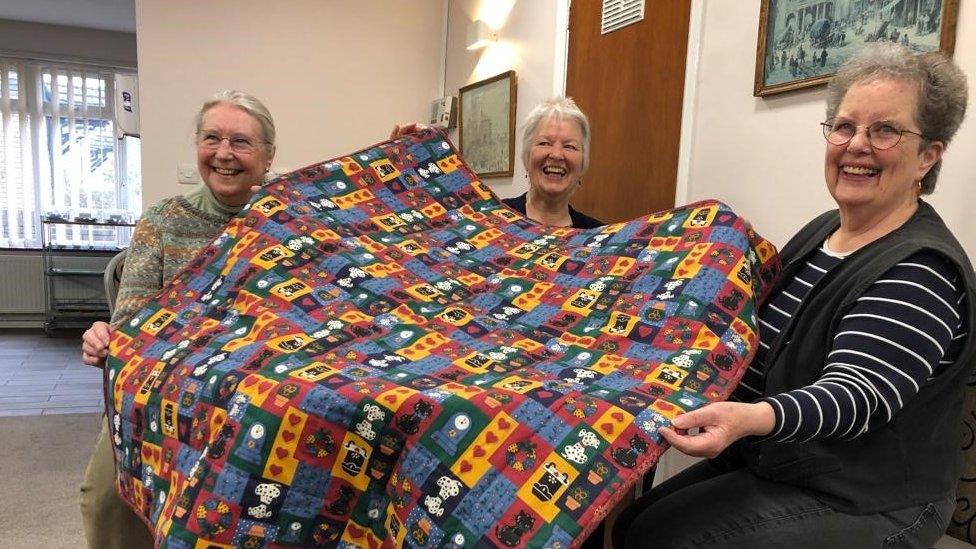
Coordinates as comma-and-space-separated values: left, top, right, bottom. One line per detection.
110, 195, 236, 327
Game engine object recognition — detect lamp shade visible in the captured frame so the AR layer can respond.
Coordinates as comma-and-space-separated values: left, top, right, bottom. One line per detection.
466, 19, 496, 50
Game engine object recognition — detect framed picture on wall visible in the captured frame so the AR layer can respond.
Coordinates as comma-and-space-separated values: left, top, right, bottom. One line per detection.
754, 0, 958, 97
459, 70, 517, 177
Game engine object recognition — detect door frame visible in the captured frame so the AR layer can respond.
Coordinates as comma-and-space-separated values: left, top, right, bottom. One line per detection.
553, 0, 705, 208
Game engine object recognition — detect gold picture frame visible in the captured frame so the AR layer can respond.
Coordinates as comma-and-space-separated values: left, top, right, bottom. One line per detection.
754, 0, 958, 97
458, 71, 517, 177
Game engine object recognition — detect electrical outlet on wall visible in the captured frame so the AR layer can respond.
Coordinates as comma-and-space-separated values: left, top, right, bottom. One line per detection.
177, 163, 201, 184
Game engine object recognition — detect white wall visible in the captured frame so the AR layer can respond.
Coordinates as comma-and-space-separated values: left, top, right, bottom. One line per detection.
443, 0, 561, 199
135, 0, 445, 208
686, 1, 976, 259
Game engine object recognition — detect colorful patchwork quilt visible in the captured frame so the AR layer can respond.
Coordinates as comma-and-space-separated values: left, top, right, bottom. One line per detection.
106, 128, 779, 548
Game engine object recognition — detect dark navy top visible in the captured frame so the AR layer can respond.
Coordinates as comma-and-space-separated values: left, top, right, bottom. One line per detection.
502, 193, 604, 229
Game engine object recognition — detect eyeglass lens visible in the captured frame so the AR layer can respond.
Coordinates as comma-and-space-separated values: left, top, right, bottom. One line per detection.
199, 132, 258, 153
822, 121, 906, 150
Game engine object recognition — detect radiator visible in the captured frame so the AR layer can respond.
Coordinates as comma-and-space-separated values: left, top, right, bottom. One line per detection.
0, 252, 111, 315
0, 253, 45, 313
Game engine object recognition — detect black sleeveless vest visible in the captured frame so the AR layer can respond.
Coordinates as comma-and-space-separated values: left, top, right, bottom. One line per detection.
741, 201, 976, 513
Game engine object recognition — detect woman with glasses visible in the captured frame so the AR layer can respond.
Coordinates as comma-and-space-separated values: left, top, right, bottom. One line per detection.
614, 43, 975, 548
79, 90, 276, 548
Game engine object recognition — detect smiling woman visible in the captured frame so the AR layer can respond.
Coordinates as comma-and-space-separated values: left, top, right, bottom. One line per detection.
502, 96, 603, 229
614, 43, 976, 549
194, 94, 276, 207
78, 90, 277, 549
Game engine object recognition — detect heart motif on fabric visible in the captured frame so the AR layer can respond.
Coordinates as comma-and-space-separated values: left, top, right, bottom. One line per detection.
275, 448, 288, 459
459, 461, 473, 473
269, 464, 283, 476
288, 414, 301, 426
282, 430, 295, 442
473, 446, 486, 457
347, 524, 366, 539
485, 432, 498, 444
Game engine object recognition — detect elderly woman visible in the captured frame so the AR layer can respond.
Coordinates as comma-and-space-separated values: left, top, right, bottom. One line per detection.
614, 43, 975, 548
78, 90, 276, 548
392, 96, 602, 229
503, 96, 602, 229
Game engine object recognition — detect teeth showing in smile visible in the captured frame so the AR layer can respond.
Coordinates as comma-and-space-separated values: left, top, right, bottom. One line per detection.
542, 166, 566, 176
842, 165, 879, 176
213, 167, 242, 176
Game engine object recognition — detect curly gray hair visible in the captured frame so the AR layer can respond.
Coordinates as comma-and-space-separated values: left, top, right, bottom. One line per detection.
826, 43, 968, 194
520, 97, 591, 174
195, 90, 276, 156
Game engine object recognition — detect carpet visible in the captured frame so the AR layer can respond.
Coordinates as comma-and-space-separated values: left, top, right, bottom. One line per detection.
0, 412, 101, 548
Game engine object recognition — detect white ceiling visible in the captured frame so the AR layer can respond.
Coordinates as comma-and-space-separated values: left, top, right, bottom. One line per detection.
0, 0, 135, 33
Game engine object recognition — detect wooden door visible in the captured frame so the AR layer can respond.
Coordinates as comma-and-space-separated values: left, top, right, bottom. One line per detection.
566, 0, 691, 223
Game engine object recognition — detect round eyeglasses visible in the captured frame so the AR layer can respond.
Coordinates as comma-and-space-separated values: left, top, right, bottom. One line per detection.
821, 119, 926, 150
197, 131, 269, 154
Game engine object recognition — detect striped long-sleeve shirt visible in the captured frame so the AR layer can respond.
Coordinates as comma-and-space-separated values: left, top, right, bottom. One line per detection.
731, 242, 967, 442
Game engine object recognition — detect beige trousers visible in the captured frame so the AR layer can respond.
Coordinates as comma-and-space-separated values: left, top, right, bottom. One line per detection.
78, 418, 154, 549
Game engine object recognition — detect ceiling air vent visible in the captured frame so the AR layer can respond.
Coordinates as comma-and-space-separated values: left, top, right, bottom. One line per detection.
601, 0, 645, 35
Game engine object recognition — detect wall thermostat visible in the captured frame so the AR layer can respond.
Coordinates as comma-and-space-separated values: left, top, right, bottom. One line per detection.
430, 96, 457, 129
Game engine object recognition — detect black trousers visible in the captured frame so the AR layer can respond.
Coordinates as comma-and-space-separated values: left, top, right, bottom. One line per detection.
609, 459, 953, 549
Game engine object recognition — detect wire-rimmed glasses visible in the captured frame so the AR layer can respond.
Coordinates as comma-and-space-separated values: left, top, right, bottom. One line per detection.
197, 131, 269, 154
820, 119, 926, 150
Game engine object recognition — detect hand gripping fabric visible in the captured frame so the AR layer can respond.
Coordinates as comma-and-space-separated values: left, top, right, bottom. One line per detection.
106, 129, 779, 548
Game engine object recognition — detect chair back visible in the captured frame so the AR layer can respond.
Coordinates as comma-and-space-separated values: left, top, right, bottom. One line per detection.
104, 249, 127, 317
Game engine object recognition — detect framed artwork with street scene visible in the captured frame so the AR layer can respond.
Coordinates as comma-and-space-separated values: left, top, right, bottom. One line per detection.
459, 71, 517, 177
754, 0, 958, 97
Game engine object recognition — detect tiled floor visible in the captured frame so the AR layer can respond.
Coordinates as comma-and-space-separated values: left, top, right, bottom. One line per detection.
0, 329, 104, 416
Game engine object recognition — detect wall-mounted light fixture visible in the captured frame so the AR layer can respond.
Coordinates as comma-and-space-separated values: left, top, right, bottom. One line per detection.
466, 19, 498, 50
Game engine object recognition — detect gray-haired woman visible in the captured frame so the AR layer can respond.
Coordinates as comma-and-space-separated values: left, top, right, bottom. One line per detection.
502, 96, 602, 229
79, 90, 276, 548
391, 96, 602, 229
614, 42, 975, 548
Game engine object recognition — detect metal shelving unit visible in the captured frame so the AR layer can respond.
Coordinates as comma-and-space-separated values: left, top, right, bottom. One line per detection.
41, 218, 134, 334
